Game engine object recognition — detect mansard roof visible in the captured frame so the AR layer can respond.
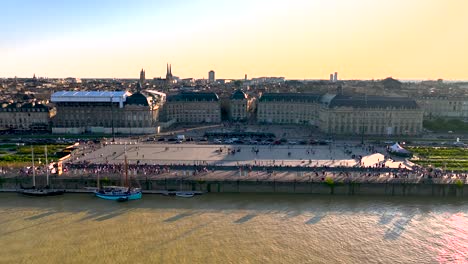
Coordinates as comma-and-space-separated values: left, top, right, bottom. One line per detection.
167, 92, 219, 102
51, 91, 129, 103
329, 95, 419, 109
259, 93, 322, 103
1, 102, 49, 112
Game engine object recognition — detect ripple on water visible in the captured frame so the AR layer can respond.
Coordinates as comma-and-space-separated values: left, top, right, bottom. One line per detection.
0, 193, 466, 263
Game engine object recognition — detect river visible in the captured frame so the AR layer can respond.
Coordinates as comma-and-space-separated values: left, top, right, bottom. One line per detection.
0, 193, 466, 263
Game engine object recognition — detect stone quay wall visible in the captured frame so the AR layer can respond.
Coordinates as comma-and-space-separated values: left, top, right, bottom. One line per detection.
0, 175, 466, 198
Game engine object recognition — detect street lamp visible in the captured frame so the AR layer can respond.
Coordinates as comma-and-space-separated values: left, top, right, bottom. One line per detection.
110, 95, 115, 142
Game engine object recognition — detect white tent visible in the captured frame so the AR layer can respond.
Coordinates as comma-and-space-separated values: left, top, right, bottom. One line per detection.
389, 143, 412, 156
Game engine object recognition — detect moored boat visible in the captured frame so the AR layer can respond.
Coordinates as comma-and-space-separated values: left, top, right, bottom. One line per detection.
94, 146, 142, 201
94, 186, 142, 201
175, 191, 195, 198
18, 145, 65, 197
20, 188, 66, 197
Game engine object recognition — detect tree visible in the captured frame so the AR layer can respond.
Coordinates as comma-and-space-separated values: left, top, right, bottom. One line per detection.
233, 80, 243, 87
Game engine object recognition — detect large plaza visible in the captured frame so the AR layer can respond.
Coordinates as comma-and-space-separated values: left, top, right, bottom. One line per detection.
71, 142, 411, 169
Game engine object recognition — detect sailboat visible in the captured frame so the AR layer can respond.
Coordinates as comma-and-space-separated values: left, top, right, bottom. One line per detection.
94, 146, 142, 201
19, 145, 65, 197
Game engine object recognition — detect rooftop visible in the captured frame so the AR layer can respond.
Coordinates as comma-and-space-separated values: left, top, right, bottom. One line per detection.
259, 93, 322, 103
167, 92, 219, 102
329, 95, 419, 109
230, 89, 247, 100
51, 91, 130, 103
125, 92, 149, 106
1, 102, 49, 112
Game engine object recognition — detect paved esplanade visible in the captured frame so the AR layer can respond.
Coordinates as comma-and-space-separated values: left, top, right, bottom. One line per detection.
72, 142, 412, 170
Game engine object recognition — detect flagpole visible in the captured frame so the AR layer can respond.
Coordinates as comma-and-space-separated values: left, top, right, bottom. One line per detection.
45, 145, 49, 187
31, 145, 35, 188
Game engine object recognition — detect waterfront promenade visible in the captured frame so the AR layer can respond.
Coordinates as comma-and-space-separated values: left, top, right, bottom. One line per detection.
57, 141, 467, 186
3, 141, 465, 192
71, 142, 411, 169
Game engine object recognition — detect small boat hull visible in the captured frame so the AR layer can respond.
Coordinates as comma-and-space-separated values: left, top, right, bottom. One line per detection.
19, 189, 66, 197
95, 191, 142, 201
175, 192, 195, 198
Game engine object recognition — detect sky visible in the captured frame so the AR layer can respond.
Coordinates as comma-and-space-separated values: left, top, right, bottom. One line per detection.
1, 0, 468, 80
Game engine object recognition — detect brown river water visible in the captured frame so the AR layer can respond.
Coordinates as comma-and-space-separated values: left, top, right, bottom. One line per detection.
0, 193, 467, 264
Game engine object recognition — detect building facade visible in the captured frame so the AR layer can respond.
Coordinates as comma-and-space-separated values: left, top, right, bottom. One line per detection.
256, 92, 423, 135
51, 91, 158, 134
320, 95, 423, 136
0, 102, 51, 131
416, 97, 468, 119
257, 93, 321, 125
229, 90, 249, 121
163, 92, 221, 123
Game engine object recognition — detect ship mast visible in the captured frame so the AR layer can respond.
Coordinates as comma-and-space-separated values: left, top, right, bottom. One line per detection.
31, 145, 35, 188
124, 145, 128, 188
45, 145, 49, 187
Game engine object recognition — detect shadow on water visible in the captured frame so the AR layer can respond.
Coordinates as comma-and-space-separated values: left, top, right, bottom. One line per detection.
1, 193, 467, 228
384, 214, 416, 240
379, 213, 396, 225
25, 211, 56, 221
94, 209, 131, 222
0, 214, 68, 237
281, 210, 301, 220
234, 213, 256, 223
164, 212, 196, 222
79, 211, 109, 222
147, 216, 225, 253
306, 214, 325, 224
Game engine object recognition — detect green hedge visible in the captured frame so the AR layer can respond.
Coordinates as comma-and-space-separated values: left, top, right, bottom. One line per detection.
423, 118, 468, 133
408, 146, 468, 171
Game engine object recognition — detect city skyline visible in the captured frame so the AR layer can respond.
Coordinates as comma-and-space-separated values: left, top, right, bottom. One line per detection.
2, 0, 468, 80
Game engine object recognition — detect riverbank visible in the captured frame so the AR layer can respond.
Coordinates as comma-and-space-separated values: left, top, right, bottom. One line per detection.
1, 175, 466, 197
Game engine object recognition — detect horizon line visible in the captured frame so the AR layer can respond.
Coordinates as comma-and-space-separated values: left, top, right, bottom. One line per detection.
2, 76, 468, 83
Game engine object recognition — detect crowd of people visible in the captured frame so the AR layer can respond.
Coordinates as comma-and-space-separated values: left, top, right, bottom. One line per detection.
7, 140, 466, 185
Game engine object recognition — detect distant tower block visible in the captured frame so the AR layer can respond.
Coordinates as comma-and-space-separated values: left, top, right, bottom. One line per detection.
334, 72, 338, 82
208, 70, 215, 83
139, 68, 145, 86
245, 74, 247, 81
330, 74, 334, 82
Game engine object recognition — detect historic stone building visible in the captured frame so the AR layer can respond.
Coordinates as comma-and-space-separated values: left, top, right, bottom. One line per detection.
51, 91, 158, 134
162, 92, 221, 123
320, 95, 423, 136
229, 89, 249, 121
257, 93, 321, 125
256, 92, 423, 135
416, 96, 468, 119
0, 102, 51, 131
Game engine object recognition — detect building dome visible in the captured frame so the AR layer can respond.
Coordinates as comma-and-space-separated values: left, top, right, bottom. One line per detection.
126, 92, 149, 106
230, 89, 247, 100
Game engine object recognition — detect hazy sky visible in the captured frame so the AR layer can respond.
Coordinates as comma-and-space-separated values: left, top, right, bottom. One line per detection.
2, 0, 468, 80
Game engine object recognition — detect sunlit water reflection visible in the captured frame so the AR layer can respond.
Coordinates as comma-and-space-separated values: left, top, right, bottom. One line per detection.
0, 193, 466, 263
